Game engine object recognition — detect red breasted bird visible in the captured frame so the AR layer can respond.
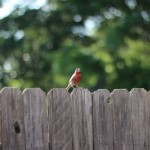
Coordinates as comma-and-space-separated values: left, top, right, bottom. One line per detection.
66, 68, 81, 91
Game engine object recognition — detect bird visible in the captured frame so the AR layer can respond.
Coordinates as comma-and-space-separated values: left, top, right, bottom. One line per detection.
66, 68, 81, 91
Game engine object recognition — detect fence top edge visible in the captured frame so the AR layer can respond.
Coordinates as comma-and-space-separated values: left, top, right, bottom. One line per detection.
111, 89, 129, 94
71, 88, 91, 95
129, 88, 147, 94
93, 89, 110, 94
0, 87, 22, 93
22, 88, 46, 96
0, 87, 149, 94
47, 88, 69, 95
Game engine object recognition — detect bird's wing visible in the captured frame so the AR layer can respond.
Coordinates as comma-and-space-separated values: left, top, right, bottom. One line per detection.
69, 72, 76, 83
66, 83, 72, 91
66, 74, 75, 91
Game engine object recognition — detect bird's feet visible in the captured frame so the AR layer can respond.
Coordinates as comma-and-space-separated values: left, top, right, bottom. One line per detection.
72, 85, 78, 91
73, 85, 83, 90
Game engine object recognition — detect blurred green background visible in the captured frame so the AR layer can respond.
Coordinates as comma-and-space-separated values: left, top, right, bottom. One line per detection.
0, 0, 150, 92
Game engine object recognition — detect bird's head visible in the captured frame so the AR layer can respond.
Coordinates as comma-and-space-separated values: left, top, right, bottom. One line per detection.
75, 68, 81, 72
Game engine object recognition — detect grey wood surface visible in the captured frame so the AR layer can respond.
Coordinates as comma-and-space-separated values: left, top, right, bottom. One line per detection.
93, 89, 113, 150
48, 88, 72, 150
130, 88, 148, 150
0, 87, 25, 150
23, 88, 48, 150
71, 88, 93, 150
147, 90, 150, 149
0, 87, 149, 150
112, 89, 133, 150
0, 93, 1, 150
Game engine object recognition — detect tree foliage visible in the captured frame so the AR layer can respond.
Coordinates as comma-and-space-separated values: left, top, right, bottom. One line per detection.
0, 0, 150, 91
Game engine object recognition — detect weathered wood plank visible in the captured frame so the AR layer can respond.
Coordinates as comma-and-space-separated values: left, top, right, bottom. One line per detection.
130, 88, 148, 150
112, 89, 133, 150
71, 88, 93, 150
0, 95, 1, 150
0, 87, 150, 150
0, 87, 25, 150
23, 88, 48, 150
147, 91, 150, 149
48, 88, 72, 150
93, 89, 113, 150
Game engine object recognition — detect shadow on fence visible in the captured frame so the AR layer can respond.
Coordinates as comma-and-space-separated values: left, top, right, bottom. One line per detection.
0, 87, 150, 150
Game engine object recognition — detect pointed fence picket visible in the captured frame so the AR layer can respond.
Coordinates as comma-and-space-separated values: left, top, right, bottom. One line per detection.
0, 87, 150, 150
48, 88, 72, 150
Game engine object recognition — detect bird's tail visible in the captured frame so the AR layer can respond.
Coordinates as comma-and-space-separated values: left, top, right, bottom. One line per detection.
66, 83, 72, 91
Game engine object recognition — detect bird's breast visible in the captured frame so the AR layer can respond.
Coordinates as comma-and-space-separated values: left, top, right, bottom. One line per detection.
72, 73, 81, 84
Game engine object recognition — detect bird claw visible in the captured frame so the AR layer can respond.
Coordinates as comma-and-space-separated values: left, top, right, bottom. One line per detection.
72, 86, 78, 91
73, 87, 83, 90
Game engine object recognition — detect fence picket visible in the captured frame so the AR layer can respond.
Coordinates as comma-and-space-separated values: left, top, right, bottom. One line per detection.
22, 88, 48, 150
130, 88, 148, 150
0, 87, 25, 150
93, 89, 113, 150
71, 88, 93, 150
48, 88, 72, 150
0, 92, 1, 150
112, 89, 133, 150
147, 91, 150, 149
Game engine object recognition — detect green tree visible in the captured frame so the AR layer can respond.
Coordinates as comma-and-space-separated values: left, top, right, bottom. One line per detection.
0, 0, 150, 91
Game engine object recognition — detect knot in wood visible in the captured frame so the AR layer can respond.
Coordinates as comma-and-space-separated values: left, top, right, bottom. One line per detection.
107, 97, 111, 104
14, 121, 21, 134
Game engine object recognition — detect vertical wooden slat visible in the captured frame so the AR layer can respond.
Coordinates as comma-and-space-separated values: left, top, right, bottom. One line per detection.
130, 88, 148, 150
0, 87, 25, 150
93, 89, 113, 150
144, 89, 149, 150
147, 91, 150, 149
23, 88, 48, 150
71, 88, 93, 150
0, 93, 1, 150
48, 88, 72, 150
112, 89, 133, 150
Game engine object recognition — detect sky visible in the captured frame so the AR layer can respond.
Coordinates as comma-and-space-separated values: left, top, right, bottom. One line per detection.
0, 0, 47, 19
0, 0, 99, 35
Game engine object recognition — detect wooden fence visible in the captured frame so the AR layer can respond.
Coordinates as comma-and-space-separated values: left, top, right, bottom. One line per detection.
0, 87, 150, 150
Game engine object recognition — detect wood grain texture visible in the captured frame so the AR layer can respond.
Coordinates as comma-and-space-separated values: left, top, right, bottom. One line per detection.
130, 88, 148, 150
147, 91, 150, 149
0, 93, 1, 150
112, 89, 133, 150
0, 87, 25, 150
0, 87, 150, 150
71, 88, 93, 150
48, 88, 72, 150
23, 88, 48, 150
93, 89, 113, 150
